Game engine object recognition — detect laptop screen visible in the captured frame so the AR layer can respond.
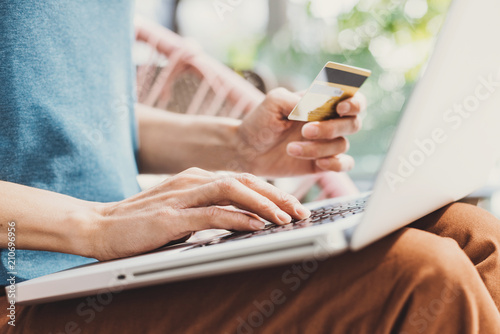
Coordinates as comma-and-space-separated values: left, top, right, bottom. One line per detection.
351, 0, 500, 249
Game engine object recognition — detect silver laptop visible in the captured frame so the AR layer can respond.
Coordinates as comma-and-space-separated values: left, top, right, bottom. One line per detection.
10, 0, 500, 304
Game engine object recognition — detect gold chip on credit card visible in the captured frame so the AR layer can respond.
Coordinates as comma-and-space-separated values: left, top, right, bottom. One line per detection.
288, 62, 371, 122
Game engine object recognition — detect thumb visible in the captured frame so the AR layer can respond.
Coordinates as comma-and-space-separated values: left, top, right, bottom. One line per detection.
264, 88, 301, 119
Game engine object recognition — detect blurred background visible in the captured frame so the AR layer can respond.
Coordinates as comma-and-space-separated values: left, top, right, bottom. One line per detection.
136, 0, 452, 181
135, 0, 500, 216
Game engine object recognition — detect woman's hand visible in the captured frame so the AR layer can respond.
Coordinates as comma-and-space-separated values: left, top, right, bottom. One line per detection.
88, 168, 310, 261
237, 88, 367, 178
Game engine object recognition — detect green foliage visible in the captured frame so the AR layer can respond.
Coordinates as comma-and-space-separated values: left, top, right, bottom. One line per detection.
253, 0, 452, 177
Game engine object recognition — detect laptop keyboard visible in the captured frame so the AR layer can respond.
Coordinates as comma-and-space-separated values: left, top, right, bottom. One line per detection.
189, 196, 369, 249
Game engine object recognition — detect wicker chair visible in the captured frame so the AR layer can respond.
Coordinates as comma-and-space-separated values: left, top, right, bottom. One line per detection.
134, 18, 358, 201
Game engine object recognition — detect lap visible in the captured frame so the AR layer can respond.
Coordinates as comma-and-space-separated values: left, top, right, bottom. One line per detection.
2, 203, 499, 334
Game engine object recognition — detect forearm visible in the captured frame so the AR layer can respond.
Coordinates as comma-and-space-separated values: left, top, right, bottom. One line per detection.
0, 181, 96, 258
136, 104, 246, 174
0, 172, 309, 263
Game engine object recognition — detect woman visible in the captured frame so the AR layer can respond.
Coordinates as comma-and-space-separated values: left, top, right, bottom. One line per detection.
0, 1, 499, 333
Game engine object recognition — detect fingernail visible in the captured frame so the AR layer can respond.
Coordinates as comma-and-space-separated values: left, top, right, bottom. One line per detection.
316, 159, 330, 170
277, 210, 291, 224
296, 206, 311, 219
337, 102, 351, 115
339, 156, 355, 171
251, 220, 266, 230
287, 143, 303, 157
303, 123, 320, 138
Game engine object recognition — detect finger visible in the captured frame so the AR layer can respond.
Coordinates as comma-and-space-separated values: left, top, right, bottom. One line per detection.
287, 137, 350, 159
265, 88, 301, 118
177, 178, 293, 225
210, 173, 310, 220
301, 116, 362, 140
295, 90, 307, 97
315, 154, 355, 172
182, 207, 267, 233
336, 93, 367, 117
235, 173, 310, 220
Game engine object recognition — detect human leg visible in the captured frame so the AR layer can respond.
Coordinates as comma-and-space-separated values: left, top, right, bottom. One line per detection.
2, 223, 498, 333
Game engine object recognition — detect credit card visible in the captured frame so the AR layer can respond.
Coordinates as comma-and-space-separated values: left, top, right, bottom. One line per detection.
288, 62, 371, 122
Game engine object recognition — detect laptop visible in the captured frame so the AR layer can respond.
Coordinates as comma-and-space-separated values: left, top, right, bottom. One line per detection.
10, 0, 500, 304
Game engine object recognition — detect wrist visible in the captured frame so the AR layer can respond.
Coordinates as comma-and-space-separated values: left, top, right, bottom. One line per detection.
65, 202, 103, 259
185, 115, 245, 173
227, 121, 253, 174
234, 122, 263, 175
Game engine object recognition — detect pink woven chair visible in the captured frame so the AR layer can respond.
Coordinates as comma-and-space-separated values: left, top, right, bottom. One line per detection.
134, 18, 359, 201
135, 17, 263, 118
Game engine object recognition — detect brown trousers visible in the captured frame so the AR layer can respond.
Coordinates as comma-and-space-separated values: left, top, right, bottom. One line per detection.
1, 203, 499, 334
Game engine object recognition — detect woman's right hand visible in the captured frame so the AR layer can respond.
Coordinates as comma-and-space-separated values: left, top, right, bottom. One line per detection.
86, 168, 310, 261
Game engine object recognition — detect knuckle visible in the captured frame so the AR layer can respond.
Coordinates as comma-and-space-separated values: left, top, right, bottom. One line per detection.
238, 173, 258, 186
304, 144, 318, 157
279, 192, 298, 208
185, 167, 209, 176
172, 174, 195, 185
205, 206, 220, 219
216, 178, 237, 195
233, 213, 252, 229
257, 200, 275, 214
